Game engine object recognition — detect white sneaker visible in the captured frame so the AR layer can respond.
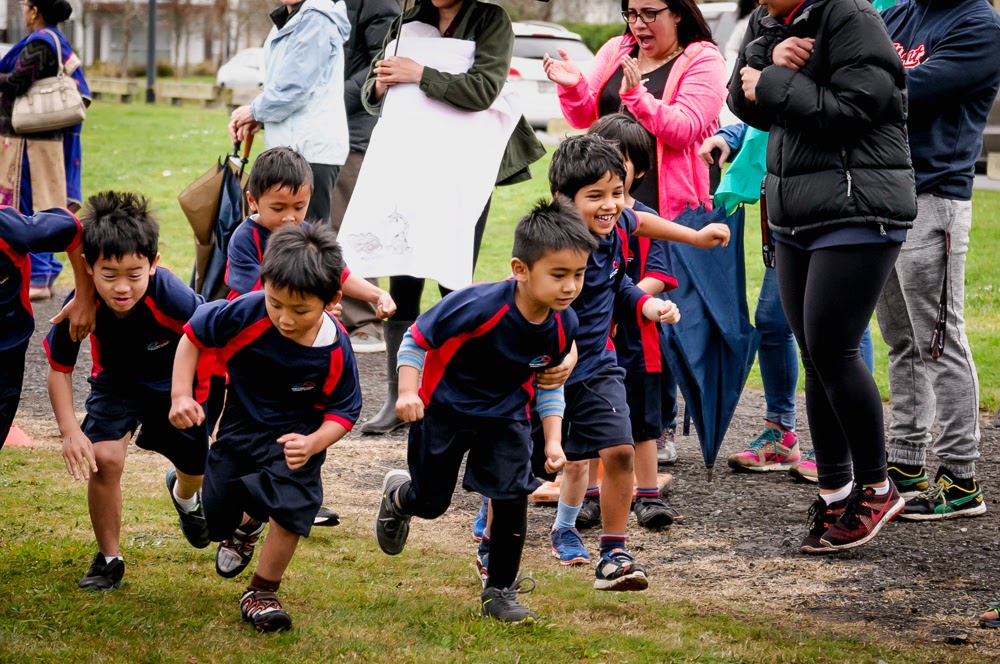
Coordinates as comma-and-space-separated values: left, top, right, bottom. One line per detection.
350, 331, 386, 354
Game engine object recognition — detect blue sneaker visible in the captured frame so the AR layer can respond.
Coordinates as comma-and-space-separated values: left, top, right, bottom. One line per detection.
472, 497, 488, 542
550, 526, 590, 565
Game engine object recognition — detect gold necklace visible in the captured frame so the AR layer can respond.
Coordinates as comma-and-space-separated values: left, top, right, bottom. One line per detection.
639, 45, 684, 74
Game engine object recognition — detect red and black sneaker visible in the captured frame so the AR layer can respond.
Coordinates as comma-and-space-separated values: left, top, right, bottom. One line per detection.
819, 484, 905, 551
799, 497, 848, 555
240, 590, 292, 632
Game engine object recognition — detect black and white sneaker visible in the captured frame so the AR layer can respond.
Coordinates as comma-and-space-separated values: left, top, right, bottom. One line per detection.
240, 590, 292, 632
313, 506, 340, 527
78, 553, 125, 591
216, 520, 265, 578
481, 577, 537, 624
375, 470, 412, 555
165, 468, 210, 549
594, 549, 648, 591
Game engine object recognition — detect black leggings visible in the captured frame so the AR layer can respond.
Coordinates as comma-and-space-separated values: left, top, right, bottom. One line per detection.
390, 198, 491, 320
775, 241, 901, 489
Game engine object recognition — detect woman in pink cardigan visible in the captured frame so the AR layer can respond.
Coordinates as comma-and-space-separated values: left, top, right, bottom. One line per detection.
543, 0, 726, 220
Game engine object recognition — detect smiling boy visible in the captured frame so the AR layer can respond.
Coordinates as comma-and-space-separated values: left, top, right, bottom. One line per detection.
46, 191, 210, 591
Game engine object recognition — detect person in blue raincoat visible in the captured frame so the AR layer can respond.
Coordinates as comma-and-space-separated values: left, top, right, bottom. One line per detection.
228, 0, 351, 227
0, 0, 90, 302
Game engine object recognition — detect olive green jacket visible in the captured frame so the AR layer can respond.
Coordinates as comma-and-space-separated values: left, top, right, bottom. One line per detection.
362, 0, 544, 185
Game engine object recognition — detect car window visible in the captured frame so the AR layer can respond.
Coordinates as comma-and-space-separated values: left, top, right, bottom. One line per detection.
513, 37, 593, 62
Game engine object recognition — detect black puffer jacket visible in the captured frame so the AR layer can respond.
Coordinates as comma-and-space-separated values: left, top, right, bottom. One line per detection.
728, 0, 917, 234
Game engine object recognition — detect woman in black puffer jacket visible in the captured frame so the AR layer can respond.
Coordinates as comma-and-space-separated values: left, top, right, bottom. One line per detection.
728, 0, 916, 553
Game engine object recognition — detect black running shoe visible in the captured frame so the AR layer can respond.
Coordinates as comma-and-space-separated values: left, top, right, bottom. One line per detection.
633, 496, 680, 529
594, 549, 648, 591
899, 468, 987, 521
240, 590, 292, 632
576, 495, 601, 530
216, 520, 265, 578
313, 506, 341, 527
375, 470, 412, 555
165, 468, 210, 549
799, 496, 848, 554
78, 553, 125, 591
481, 577, 537, 624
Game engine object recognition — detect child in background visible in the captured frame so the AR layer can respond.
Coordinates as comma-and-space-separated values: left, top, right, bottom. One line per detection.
374, 199, 594, 624
577, 113, 681, 530
46, 192, 209, 591
171, 223, 361, 632
543, 134, 728, 590
1, 205, 94, 449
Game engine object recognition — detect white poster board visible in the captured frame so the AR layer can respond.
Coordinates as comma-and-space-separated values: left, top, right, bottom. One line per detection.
339, 23, 520, 290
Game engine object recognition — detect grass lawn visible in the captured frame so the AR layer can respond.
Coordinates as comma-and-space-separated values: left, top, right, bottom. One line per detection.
77, 102, 1000, 411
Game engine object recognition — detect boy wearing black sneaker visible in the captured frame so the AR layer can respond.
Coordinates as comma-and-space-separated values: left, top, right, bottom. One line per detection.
171, 224, 361, 632
375, 200, 594, 624
46, 192, 210, 591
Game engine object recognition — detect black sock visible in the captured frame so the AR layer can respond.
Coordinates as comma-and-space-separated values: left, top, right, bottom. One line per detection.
940, 467, 976, 489
485, 496, 527, 591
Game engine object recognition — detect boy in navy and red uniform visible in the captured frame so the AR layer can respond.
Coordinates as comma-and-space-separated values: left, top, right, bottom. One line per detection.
46, 192, 210, 592
170, 223, 361, 633
1, 205, 94, 449
542, 135, 729, 591
374, 199, 597, 624
575, 114, 682, 531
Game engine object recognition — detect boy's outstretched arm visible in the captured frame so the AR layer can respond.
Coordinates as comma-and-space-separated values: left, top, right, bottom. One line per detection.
48, 367, 96, 481
49, 244, 96, 342
537, 387, 567, 474
395, 365, 424, 423
341, 273, 397, 320
169, 335, 205, 430
634, 210, 730, 248
278, 420, 350, 470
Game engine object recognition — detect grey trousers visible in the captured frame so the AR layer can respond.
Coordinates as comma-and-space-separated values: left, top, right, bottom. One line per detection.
329, 149, 382, 339
875, 194, 981, 478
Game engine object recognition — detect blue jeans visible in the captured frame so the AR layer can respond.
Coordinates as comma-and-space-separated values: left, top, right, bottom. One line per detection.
30, 252, 62, 288
755, 267, 874, 433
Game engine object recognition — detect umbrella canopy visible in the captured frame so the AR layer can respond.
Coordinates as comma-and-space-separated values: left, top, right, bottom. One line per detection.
661, 205, 759, 467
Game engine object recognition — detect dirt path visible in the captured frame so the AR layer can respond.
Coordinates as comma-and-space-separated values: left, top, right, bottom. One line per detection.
15, 290, 1000, 657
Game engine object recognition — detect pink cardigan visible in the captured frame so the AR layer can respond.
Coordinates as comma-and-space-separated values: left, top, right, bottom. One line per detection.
556, 35, 727, 219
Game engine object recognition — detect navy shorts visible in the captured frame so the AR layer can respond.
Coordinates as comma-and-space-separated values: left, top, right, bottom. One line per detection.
202, 418, 325, 539
82, 384, 208, 476
624, 370, 662, 442
550, 364, 633, 463
400, 407, 540, 520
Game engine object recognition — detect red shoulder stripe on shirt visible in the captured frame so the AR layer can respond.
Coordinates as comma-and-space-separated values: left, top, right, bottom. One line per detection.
145, 296, 185, 335
90, 334, 104, 379
43, 336, 74, 373
0, 236, 32, 317
216, 315, 272, 365
419, 304, 510, 407
554, 312, 566, 353
636, 296, 662, 373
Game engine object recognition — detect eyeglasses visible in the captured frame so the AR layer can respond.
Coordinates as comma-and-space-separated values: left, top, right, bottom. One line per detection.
622, 7, 671, 24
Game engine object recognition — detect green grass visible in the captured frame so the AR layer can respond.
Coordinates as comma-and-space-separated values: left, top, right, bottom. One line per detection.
0, 449, 972, 663
76, 101, 1000, 412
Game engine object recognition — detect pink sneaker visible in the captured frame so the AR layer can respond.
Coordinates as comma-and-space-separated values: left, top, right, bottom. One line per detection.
727, 426, 799, 472
789, 448, 818, 483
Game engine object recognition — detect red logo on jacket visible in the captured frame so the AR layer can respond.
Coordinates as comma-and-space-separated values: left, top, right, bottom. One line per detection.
894, 42, 926, 68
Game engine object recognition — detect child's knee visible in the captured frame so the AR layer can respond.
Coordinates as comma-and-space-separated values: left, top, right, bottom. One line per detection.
92, 442, 126, 477
601, 445, 634, 474
563, 460, 588, 481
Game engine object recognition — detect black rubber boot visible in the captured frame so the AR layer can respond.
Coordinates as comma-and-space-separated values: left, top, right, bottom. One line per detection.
361, 320, 411, 435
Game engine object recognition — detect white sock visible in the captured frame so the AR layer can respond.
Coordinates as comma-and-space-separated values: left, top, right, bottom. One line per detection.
821, 482, 853, 505
173, 483, 200, 513
104, 555, 123, 564
870, 482, 890, 496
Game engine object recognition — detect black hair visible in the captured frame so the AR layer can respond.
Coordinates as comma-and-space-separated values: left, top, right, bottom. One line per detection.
548, 134, 627, 199
80, 191, 158, 266
260, 223, 343, 304
739, 0, 758, 19
621, 0, 715, 46
248, 146, 314, 200
32, 0, 72, 25
587, 113, 655, 194
513, 197, 599, 268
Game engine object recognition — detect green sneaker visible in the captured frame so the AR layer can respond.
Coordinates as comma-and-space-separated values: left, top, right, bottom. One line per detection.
887, 463, 930, 500
898, 468, 986, 521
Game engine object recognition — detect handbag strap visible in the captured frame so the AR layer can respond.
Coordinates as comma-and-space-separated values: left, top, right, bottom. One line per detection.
40, 29, 65, 76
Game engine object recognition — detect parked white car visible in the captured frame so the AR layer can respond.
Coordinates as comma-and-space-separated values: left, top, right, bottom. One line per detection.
215, 47, 264, 89
507, 21, 595, 130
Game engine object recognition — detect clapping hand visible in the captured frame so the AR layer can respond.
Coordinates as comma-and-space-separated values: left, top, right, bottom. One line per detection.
543, 49, 583, 87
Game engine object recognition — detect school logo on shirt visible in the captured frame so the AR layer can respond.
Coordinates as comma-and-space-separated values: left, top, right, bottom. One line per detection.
894, 42, 926, 68
291, 381, 317, 392
528, 355, 552, 368
609, 259, 620, 279
147, 340, 170, 351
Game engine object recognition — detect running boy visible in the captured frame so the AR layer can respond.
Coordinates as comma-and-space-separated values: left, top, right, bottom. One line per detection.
374, 199, 595, 624
171, 223, 361, 633
545, 134, 728, 590
46, 192, 209, 591
1, 205, 93, 450
577, 114, 680, 531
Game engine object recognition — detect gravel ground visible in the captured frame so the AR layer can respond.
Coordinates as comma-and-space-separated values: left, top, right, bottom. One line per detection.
15, 289, 1000, 657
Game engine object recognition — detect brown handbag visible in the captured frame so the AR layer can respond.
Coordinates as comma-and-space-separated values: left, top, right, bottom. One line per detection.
11, 30, 87, 134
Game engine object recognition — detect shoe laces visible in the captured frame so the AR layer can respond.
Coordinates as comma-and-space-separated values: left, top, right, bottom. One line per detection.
801, 448, 816, 462
749, 427, 782, 450
554, 527, 585, 549
915, 481, 947, 503
838, 487, 875, 529
806, 498, 834, 530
